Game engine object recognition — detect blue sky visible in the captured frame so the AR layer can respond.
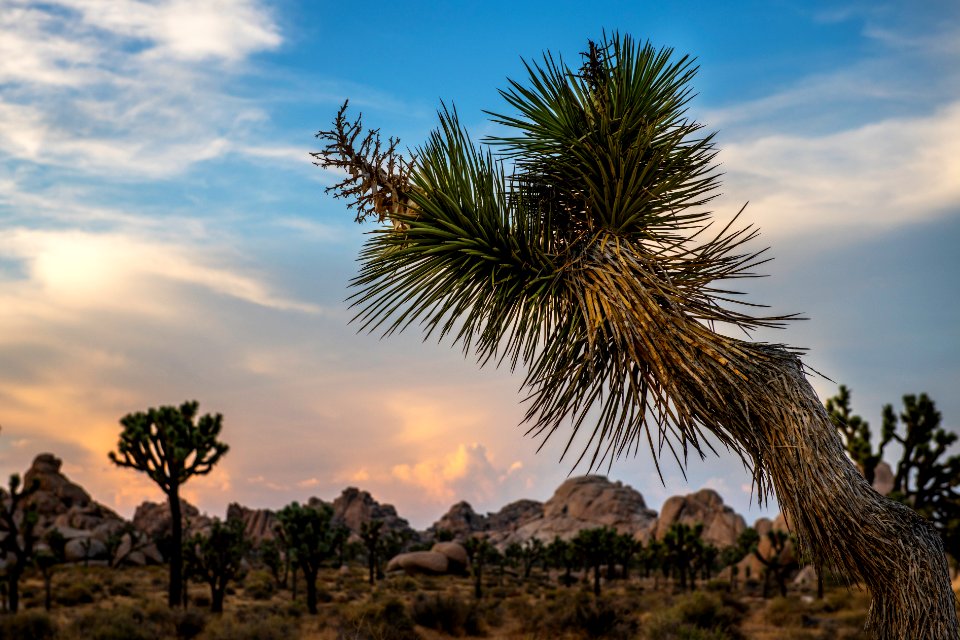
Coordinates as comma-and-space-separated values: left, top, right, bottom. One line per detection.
0, 0, 957, 528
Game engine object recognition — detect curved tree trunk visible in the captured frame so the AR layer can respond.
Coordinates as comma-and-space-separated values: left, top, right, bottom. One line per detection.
577, 251, 959, 638
750, 357, 956, 639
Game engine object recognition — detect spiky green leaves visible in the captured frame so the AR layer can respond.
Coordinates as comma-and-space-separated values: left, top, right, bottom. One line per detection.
338, 33, 797, 473
108, 400, 228, 493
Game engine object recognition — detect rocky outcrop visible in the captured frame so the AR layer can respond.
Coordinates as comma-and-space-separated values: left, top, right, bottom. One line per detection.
331, 487, 415, 539
486, 499, 543, 535
653, 488, 746, 548
226, 503, 278, 544
132, 499, 212, 542
3, 454, 162, 566
431, 501, 488, 540
507, 476, 657, 544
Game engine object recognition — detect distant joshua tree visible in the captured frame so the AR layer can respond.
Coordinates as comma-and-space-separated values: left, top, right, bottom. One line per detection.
754, 530, 799, 599
184, 517, 249, 613
0, 471, 39, 613
108, 401, 229, 608
276, 502, 338, 614
314, 31, 955, 639
359, 519, 383, 585
663, 522, 703, 591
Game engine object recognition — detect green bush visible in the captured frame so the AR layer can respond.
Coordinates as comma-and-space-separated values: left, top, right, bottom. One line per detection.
0, 610, 58, 640
243, 569, 276, 600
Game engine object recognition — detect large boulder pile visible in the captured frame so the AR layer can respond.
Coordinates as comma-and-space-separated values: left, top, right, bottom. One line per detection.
507, 475, 657, 544
653, 488, 746, 548
6, 453, 161, 566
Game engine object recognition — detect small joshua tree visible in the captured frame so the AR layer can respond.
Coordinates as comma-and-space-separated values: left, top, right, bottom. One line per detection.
754, 530, 798, 598
0, 472, 39, 613
35, 528, 66, 611
663, 522, 704, 591
573, 527, 614, 596
108, 400, 229, 607
276, 502, 338, 614
185, 517, 249, 613
359, 519, 383, 586
463, 535, 495, 599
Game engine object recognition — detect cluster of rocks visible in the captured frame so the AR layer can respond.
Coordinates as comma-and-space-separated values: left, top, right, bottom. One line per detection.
6, 454, 162, 567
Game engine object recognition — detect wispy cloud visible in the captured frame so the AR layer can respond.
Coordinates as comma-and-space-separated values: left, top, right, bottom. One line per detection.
719, 101, 960, 238
0, 228, 323, 315
0, 0, 281, 177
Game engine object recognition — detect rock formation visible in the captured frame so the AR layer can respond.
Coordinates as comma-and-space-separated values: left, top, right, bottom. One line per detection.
653, 488, 746, 548
385, 542, 469, 576
507, 475, 657, 544
331, 487, 415, 539
7, 454, 160, 566
226, 503, 278, 544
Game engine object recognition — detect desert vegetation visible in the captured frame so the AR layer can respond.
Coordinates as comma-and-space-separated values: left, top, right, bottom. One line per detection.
0, 529, 880, 640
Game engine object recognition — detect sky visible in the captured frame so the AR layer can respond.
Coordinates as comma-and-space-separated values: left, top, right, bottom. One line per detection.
0, 0, 957, 530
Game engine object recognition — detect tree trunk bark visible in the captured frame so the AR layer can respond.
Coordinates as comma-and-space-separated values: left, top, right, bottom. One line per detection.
210, 584, 224, 613
168, 488, 183, 608
7, 571, 19, 614
755, 358, 956, 639
305, 568, 318, 614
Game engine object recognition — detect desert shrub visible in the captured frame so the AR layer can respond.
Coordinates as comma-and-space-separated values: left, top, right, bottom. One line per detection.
191, 592, 211, 608
763, 596, 808, 628
411, 592, 487, 636
173, 610, 206, 640
0, 610, 58, 640
65, 605, 172, 640
644, 591, 744, 640
339, 597, 420, 640
522, 589, 637, 639
821, 589, 852, 612
388, 575, 420, 593
55, 578, 99, 606
107, 577, 136, 597
243, 569, 276, 600
203, 614, 299, 640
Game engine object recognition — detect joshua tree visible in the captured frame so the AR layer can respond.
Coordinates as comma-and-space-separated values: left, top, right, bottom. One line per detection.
258, 538, 287, 589
108, 400, 229, 607
315, 32, 956, 638
0, 472, 39, 613
35, 529, 66, 611
359, 519, 383, 585
663, 522, 703, 591
276, 501, 338, 614
547, 536, 577, 587
573, 527, 612, 596
184, 517, 249, 613
464, 535, 495, 599
754, 530, 799, 599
